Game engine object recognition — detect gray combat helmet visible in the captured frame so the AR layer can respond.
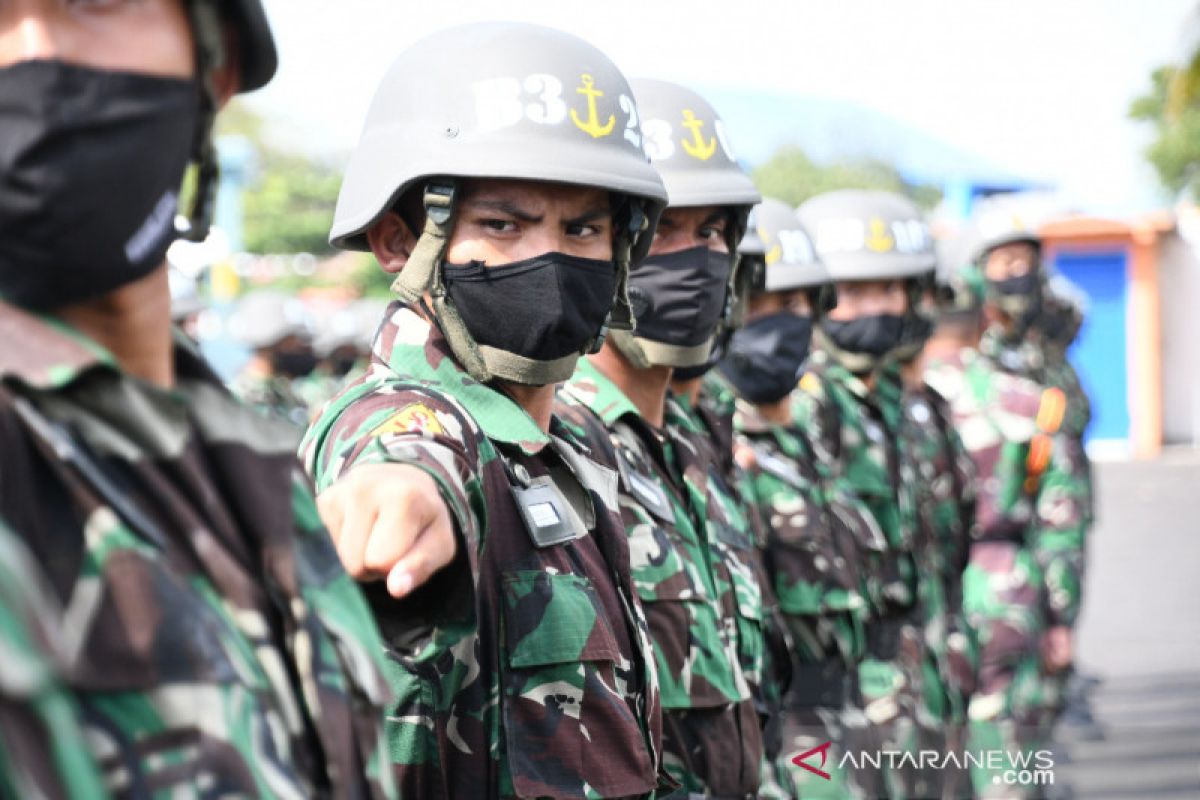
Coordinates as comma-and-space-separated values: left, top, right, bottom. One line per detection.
330, 22, 667, 386
612, 78, 760, 369
797, 189, 936, 281
628, 78, 761, 251
752, 198, 832, 294
967, 205, 1042, 266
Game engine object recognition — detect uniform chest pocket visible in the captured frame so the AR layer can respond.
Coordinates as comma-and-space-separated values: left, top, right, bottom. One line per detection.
625, 521, 709, 603
67, 547, 253, 691
500, 570, 656, 799
65, 543, 291, 796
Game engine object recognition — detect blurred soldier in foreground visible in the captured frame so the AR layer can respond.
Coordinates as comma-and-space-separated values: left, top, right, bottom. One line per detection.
0, 1, 396, 796
228, 288, 316, 428
302, 23, 673, 798
794, 190, 938, 799
556, 79, 770, 797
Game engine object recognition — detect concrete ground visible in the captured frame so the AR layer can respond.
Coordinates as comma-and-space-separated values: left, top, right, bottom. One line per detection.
1051, 454, 1200, 799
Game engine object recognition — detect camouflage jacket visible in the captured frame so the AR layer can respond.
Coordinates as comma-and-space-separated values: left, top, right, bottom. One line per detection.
898, 375, 978, 698
0, 301, 396, 799
302, 304, 664, 800
709, 373, 879, 668
0, 520, 105, 798
898, 378, 975, 619
792, 349, 919, 615
557, 360, 764, 793
924, 346, 1088, 628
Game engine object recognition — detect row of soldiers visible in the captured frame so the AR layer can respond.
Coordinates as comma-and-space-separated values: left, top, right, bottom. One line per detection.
0, 4, 1091, 800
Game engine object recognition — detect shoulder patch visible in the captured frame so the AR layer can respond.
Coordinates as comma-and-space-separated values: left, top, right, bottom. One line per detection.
1036, 387, 1067, 435
370, 403, 446, 438
799, 372, 821, 396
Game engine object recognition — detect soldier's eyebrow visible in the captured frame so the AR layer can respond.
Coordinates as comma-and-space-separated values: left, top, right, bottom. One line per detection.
564, 206, 613, 227
700, 210, 728, 228
464, 198, 543, 223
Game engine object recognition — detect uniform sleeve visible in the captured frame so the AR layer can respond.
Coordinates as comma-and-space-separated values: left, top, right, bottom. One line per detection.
1026, 391, 1088, 629
0, 519, 106, 799
301, 381, 487, 578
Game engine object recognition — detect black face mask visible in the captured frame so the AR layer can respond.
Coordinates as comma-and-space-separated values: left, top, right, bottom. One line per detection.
0, 60, 200, 310
443, 252, 616, 362
988, 272, 1040, 298
987, 273, 1042, 332
627, 246, 732, 348
719, 312, 814, 404
823, 313, 905, 357
273, 349, 318, 379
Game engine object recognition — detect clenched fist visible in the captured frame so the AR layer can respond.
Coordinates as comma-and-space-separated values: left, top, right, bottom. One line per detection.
317, 463, 457, 598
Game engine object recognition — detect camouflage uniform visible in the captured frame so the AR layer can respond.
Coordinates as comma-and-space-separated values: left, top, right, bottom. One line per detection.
794, 349, 928, 800
558, 359, 765, 799
0, 301, 396, 798
700, 373, 886, 799
683, 381, 793, 800
979, 328, 1090, 735
0, 520, 105, 798
303, 304, 666, 799
898, 374, 978, 799
925, 345, 1087, 797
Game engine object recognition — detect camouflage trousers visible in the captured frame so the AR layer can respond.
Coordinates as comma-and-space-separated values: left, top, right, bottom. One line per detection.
962, 541, 1047, 799
775, 659, 881, 799
857, 610, 937, 800
923, 606, 979, 799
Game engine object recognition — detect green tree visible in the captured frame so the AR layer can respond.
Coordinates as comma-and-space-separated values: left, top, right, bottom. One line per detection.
217, 101, 344, 255
751, 145, 941, 208
1130, 66, 1200, 201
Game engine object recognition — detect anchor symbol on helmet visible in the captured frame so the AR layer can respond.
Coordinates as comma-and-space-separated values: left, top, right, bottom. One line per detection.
570, 74, 616, 138
680, 109, 717, 160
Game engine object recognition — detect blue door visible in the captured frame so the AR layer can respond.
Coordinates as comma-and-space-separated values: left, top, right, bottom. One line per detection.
1052, 250, 1130, 443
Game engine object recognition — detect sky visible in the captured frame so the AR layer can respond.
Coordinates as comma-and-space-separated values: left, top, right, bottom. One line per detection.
246, 0, 1196, 215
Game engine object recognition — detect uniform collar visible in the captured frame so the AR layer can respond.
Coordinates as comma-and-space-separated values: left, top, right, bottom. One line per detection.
0, 300, 220, 392
561, 356, 643, 427
0, 301, 116, 389
373, 302, 550, 455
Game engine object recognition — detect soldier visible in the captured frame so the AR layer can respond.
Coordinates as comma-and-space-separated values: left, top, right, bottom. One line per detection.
924, 257, 1086, 798
668, 208, 794, 799
970, 218, 1088, 734
556, 79, 768, 798
895, 268, 979, 799
301, 23, 672, 798
0, 1, 396, 796
228, 288, 316, 429
706, 197, 888, 798
793, 189, 937, 800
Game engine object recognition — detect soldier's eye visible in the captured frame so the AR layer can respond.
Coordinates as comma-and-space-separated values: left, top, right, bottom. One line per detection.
480, 218, 517, 233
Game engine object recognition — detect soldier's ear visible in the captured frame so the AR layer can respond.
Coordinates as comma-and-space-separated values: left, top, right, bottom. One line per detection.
367, 212, 418, 275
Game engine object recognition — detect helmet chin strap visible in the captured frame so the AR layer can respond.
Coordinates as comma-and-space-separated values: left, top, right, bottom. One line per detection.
178, 0, 225, 243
